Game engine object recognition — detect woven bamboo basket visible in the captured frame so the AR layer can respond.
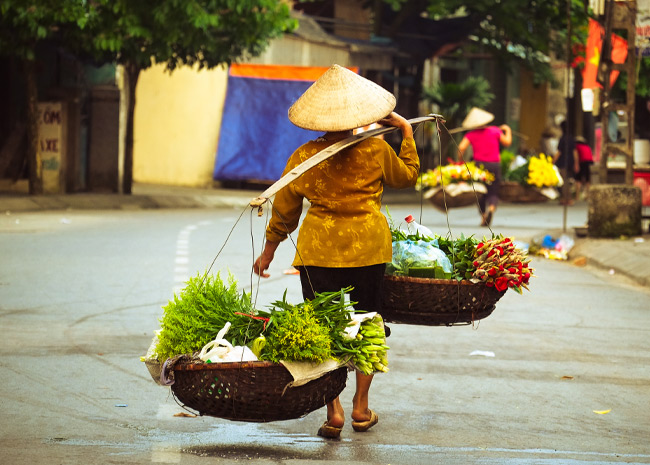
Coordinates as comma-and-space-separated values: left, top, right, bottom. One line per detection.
499, 181, 553, 203
167, 359, 348, 422
424, 183, 486, 211
381, 275, 506, 326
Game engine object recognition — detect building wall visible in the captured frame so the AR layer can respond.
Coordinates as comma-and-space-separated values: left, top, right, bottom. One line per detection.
246, 34, 393, 70
133, 63, 228, 187
518, 69, 548, 154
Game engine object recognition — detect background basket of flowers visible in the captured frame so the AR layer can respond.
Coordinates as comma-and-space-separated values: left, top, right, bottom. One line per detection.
382, 221, 533, 326
416, 162, 494, 210
499, 152, 562, 203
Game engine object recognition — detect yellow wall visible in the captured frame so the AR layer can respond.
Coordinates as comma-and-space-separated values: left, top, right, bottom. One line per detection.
518, 69, 550, 154
133, 63, 228, 187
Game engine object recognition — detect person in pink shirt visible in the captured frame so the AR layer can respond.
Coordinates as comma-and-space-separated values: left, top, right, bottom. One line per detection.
457, 108, 512, 226
574, 136, 594, 200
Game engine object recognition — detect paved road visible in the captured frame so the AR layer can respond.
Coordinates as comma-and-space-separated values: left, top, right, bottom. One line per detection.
0, 207, 649, 464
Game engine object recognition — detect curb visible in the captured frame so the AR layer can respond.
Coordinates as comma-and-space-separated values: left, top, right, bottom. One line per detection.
569, 237, 650, 289
0, 193, 252, 213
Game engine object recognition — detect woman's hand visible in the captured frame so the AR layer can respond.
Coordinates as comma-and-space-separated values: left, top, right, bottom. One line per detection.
378, 112, 413, 139
253, 240, 280, 278
498, 124, 512, 147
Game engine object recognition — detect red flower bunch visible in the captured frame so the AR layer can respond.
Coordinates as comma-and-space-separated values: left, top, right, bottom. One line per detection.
471, 236, 534, 293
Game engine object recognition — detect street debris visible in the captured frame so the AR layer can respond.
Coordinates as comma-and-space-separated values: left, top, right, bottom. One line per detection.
529, 234, 574, 260
593, 409, 611, 415
469, 350, 495, 357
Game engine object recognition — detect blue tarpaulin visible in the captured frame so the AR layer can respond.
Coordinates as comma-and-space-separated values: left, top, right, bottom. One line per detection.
213, 64, 331, 182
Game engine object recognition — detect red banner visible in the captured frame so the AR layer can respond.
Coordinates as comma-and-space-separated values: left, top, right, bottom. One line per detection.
582, 19, 628, 89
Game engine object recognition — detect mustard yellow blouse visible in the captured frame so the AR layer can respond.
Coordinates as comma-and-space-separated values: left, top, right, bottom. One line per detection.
266, 136, 419, 268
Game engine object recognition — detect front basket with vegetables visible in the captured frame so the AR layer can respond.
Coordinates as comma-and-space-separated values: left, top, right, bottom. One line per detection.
142, 273, 390, 421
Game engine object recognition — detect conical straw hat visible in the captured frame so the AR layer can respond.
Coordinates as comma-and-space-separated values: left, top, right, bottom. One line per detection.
461, 107, 495, 130
288, 64, 396, 132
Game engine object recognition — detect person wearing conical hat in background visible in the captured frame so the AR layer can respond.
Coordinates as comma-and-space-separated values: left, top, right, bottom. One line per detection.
457, 107, 512, 226
253, 64, 419, 439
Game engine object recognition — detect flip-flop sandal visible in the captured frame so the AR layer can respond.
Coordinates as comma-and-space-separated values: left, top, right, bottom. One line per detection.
351, 409, 379, 432
317, 421, 342, 439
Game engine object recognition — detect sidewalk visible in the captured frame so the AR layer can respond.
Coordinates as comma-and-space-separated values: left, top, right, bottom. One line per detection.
1, 183, 649, 290
0, 183, 257, 212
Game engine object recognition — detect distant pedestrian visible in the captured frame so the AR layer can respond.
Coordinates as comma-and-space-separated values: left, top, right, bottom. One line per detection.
574, 136, 594, 200
553, 121, 579, 205
457, 107, 512, 226
540, 126, 560, 157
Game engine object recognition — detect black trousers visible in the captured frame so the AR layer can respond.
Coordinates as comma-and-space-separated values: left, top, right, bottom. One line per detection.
480, 161, 501, 211
296, 264, 386, 313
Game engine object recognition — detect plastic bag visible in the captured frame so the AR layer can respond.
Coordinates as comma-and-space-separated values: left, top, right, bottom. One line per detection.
534, 233, 574, 260
555, 234, 574, 254
342, 312, 378, 340
198, 322, 258, 363
389, 240, 452, 278
510, 155, 528, 171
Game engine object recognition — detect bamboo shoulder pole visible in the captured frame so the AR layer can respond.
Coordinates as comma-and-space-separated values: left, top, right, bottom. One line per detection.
250, 114, 444, 211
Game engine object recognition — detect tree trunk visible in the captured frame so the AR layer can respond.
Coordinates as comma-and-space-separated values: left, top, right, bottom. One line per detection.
122, 62, 140, 195
24, 58, 42, 195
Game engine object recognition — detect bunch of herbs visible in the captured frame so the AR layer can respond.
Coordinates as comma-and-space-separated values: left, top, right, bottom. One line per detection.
259, 302, 333, 364
263, 288, 357, 363
155, 272, 267, 361
436, 234, 479, 280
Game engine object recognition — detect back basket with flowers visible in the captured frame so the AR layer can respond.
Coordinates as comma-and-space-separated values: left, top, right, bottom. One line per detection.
416, 161, 494, 210
500, 153, 562, 203
382, 217, 534, 326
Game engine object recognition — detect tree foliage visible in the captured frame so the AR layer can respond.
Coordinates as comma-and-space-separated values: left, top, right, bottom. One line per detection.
422, 76, 494, 129
381, 0, 589, 84
0, 0, 94, 59
82, 0, 296, 72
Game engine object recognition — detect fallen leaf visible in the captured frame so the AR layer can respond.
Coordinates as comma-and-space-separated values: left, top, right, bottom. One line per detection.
593, 409, 611, 415
572, 257, 587, 267
174, 412, 197, 418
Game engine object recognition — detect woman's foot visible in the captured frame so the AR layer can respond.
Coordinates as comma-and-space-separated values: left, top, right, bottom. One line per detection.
480, 210, 493, 226
317, 421, 342, 439
351, 409, 379, 432
318, 397, 344, 438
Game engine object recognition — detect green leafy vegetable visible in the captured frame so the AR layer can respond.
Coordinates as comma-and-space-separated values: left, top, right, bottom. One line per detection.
259, 302, 333, 364
155, 272, 266, 362
436, 234, 480, 280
